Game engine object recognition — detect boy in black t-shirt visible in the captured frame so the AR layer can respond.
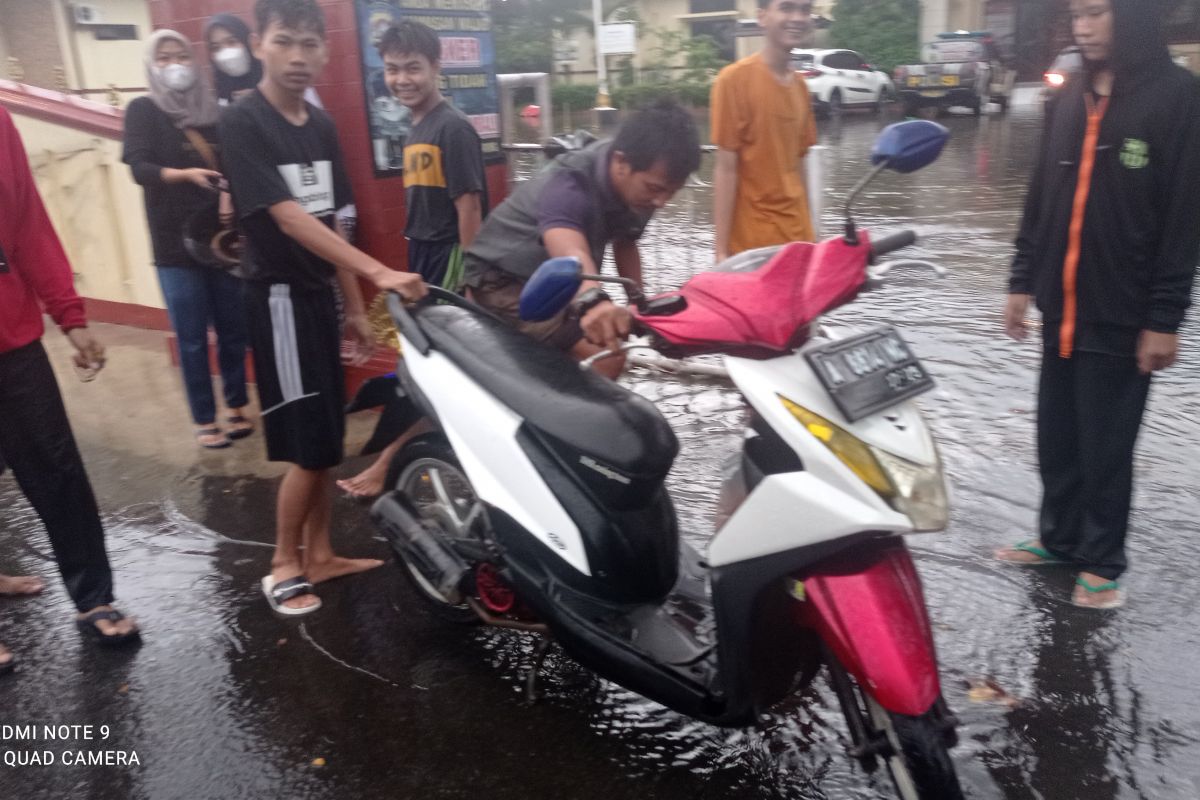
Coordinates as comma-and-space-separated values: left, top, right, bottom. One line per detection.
220, 0, 425, 616
387, 20, 486, 290
336, 20, 486, 499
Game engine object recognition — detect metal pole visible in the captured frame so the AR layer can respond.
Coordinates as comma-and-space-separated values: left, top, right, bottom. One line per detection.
592, 0, 608, 105
806, 145, 827, 239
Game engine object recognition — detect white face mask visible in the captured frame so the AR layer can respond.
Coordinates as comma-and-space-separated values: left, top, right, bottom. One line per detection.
213, 46, 251, 77
159, 63, 196, 92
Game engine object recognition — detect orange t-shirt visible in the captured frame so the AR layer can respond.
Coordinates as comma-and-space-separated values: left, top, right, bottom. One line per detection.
711, 53, 818, 255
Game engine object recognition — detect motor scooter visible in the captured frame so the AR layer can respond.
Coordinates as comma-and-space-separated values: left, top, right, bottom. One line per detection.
370, 120, 962, 798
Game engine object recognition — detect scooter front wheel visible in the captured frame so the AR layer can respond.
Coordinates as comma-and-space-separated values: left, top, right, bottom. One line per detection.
865, 695, 963, 800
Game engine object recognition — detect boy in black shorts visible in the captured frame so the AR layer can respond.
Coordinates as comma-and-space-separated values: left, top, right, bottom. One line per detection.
220, 0, 425, 615
336, 19, 486, 499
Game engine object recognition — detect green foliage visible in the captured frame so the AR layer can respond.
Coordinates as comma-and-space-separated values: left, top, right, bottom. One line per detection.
830, 0, 920, 73
644, 27, 728, 84
492, 0, 637, 74
611, 81, 711, 109
552, 83, 600, 111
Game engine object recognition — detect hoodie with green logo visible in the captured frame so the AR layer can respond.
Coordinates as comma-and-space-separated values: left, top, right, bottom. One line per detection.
1009, 0, 1200, 356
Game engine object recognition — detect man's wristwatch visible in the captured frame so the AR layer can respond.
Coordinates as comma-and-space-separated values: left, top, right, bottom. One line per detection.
568, 287, 612, 320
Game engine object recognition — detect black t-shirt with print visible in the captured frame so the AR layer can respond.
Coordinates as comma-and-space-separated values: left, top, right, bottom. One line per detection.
219, 89, 353, 291
403, 100, 487, 243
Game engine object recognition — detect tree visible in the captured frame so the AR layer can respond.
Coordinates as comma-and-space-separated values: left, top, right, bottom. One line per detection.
829, 0, 920, 73
492, 0, 635, 74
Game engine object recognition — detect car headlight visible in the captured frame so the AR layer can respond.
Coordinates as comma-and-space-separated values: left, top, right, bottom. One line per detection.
780, 396, 948, 532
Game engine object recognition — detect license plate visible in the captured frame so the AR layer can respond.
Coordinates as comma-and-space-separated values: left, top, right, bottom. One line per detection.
805, 327, 934, 422
907, 76, 921, 87
920, 89, 945, 97
941, 75, 959, 86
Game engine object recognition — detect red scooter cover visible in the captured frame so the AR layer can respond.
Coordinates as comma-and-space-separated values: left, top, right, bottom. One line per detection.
634, 234, 872, 351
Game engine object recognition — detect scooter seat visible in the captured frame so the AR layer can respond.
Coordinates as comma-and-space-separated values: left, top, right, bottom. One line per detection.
413, 304, 679, 481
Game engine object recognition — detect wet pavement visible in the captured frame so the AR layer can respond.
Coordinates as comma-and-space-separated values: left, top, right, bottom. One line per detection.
3, 107, 1199, 799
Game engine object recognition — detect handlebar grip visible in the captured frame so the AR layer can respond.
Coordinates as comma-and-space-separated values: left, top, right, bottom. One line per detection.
869, 230, 917, 261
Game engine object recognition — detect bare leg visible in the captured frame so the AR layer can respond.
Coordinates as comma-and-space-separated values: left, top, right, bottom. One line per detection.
0, 640, 12, 670
304, 474, 383, 584
270, 465, 323, 611
336, 418, 434, 498
0, 574, 45, 596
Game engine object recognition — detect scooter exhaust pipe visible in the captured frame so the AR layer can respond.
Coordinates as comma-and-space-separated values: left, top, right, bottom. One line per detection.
371, 491, 470, 601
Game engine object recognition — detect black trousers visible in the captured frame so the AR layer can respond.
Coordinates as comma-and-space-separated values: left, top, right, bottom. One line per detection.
1037, 348, 1151, 581
0, 340, 113, 611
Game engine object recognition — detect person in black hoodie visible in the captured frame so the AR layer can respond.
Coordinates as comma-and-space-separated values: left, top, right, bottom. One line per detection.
995, 0, 1200, 609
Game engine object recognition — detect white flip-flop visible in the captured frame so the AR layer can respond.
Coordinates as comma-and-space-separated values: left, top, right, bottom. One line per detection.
261, 575, 322, 616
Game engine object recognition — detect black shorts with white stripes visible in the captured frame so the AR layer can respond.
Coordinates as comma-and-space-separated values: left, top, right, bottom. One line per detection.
245, 281, 345, 470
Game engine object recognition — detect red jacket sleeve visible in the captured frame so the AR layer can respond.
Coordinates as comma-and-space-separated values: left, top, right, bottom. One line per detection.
2, 107, 87, 332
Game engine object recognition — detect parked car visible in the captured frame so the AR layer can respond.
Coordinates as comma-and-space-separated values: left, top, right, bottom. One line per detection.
791, 48, 895, 115
1043, 46, 1082, 100
894, 31, 1017, 116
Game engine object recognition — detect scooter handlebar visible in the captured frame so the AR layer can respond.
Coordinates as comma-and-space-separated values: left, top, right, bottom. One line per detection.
869, 230, 917, 263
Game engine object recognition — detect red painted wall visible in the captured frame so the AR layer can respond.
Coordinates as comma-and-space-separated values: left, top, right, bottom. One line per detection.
148, 0, 507, 276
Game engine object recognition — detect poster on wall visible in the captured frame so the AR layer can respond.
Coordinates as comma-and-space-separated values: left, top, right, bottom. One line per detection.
355, 0, 503, 175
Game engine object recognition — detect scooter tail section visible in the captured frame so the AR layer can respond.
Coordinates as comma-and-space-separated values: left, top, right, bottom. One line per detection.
796, 537, 942, 717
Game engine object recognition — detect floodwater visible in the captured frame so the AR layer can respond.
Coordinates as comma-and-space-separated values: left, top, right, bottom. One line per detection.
2, 107, 1199, 800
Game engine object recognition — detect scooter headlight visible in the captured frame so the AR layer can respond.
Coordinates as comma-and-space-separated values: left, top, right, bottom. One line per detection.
780, 397, 948, 532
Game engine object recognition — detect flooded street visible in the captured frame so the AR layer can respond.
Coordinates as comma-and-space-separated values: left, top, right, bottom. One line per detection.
3, 108, 1199, 799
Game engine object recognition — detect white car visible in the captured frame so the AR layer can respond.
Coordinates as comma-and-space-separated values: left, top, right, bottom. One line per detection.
791, 48, 895, 114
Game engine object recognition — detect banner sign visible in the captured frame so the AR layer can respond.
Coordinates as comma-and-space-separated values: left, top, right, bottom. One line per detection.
355, 0, 504, 175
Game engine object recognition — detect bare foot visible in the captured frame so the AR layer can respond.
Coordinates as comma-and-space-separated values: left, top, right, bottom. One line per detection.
306, 556, 384, 584
1072, 572, 1123, 609
993, 540, 1061, 565
0, 574, 45, 596
270, 565, 320, 612
336, 467, 388, 499
0, 641, 13, 670
77, 605, 139, 638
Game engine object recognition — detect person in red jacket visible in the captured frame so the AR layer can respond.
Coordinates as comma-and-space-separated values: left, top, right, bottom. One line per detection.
0, 106, 140, 673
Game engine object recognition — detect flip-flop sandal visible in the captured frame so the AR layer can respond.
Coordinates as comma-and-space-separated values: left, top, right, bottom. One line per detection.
261, 575, 322, 616
76, 609, 142, 647
196, 427, 231, 449
1072, 577, 1125, 610
226, 415, 255, 441
995, 540, 1067, 566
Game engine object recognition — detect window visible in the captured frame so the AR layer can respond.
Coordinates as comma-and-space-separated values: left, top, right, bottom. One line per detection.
689, 0, 736, 12
823, 51, 858, 70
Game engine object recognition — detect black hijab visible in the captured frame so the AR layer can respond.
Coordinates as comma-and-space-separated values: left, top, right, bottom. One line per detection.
205, 13, 264, 104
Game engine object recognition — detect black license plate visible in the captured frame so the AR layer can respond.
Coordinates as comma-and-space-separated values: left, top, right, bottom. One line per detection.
805, 327, 934, 422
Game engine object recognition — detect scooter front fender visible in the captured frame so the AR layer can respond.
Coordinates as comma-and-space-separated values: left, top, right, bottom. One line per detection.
796, 537, 941, 716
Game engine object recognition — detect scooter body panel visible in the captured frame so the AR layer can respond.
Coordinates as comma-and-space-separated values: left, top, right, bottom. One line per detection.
708, 472, 906, 567
402, 342, 593, 576
797, 537, 942, 716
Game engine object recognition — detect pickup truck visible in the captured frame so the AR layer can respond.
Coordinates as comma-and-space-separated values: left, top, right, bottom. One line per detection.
894, 32, 1017, 116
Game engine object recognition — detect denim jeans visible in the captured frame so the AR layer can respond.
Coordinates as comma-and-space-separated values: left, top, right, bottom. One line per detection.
156, 266, 248, 425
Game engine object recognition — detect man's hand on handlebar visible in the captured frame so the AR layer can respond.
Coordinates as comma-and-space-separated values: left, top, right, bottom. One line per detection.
376, 270, 428, 302
581, 300, 632, 354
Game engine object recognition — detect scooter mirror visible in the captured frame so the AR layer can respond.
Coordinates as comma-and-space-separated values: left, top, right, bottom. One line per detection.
519, 256, 583, 321
871, 120, 950, 174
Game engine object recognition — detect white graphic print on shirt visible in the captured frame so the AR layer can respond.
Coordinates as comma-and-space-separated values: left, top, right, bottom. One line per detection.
277, 161, 334, 217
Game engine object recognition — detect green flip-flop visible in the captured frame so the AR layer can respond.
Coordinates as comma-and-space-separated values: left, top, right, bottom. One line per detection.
1072, 577, 1124, 610
995, 540, 1067, 566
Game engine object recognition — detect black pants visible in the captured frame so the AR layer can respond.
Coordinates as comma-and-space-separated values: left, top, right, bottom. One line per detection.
0, 340, 113, 611
1037, 349, 1151, 581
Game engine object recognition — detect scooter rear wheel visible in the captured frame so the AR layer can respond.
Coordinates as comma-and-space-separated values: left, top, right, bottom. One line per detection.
866, 696, 964, 800
387, 433, 484, 624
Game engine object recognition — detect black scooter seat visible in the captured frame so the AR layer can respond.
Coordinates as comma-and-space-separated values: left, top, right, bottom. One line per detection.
413, 304, 678, 478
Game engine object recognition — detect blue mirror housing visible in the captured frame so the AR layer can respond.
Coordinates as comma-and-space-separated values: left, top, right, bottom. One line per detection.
519, 257, 583, 321
871, 120, 950, 174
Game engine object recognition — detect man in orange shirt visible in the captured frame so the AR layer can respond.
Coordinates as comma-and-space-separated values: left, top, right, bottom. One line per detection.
711, 0, 817, 263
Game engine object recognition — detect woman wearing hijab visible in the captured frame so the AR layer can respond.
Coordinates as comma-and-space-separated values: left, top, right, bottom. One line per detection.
123, 29, 253, 448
